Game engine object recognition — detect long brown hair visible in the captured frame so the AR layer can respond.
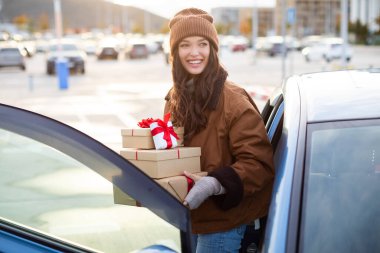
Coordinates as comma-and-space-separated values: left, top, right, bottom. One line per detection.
167, 42, 228, 141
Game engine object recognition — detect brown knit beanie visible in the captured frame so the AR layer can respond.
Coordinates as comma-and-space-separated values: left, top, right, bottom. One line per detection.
169, 8, 219, 55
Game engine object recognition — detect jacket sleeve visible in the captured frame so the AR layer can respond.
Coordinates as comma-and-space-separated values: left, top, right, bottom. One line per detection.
208, 166, 244, 210
229, 98, 274, 197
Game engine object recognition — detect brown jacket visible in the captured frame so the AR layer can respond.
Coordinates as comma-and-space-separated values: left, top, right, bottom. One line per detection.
165, 81, 274, 234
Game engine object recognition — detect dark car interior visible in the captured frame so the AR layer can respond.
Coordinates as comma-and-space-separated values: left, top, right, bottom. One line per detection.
239, 92, 284, 253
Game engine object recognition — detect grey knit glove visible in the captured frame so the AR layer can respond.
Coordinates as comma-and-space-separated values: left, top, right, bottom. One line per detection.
183, 172, 226, 210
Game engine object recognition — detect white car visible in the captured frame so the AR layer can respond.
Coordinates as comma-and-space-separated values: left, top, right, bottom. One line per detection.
46, 39, 87, 75
301, 38, 353, 63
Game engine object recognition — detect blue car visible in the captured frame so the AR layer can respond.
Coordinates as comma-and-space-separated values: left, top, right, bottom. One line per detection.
1, 69, 379, 253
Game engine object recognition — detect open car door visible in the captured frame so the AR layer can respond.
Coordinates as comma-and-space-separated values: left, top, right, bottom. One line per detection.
0, 103, 194, 253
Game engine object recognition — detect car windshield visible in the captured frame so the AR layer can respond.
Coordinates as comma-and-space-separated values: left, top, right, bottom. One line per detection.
0, 48, 20, 54
49, 43, 78, 51
300, 119, 380, 253
330, 43, 342, 48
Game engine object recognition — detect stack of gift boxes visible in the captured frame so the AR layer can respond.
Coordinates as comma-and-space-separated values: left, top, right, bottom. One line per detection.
113, 118, 204, 206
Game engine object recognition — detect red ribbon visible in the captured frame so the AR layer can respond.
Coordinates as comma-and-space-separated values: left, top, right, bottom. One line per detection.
151, 119, 179, 149
138, 113, 179, 149
137, 112, 173, 128
184, 175, 195, 192
137, 118, 155, 128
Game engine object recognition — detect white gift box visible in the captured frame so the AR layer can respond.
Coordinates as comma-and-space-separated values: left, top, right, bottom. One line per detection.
150, 121, 178, 150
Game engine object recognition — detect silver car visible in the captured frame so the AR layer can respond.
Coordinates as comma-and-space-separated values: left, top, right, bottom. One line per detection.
260, 69, 380, 253
0, 46, 26, 71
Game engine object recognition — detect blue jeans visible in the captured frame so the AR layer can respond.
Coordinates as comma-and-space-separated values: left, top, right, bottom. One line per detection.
195, 224, 247, 253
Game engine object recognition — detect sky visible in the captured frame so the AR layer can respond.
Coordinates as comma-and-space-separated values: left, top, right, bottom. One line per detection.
107, 0, 276, 19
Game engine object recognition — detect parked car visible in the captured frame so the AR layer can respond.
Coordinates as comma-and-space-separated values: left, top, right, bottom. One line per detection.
230, 36, 249, 52
301, 37, 353, 62
96, 38, 120, 60
125, 41, 149, 59
219, 35, 249, 52
0, 46, 26, 71
324, 41, 353, 62
259, 68, 380, 253
46, 40, 87, 75
96, 45, 119, 60
82, 39, 98, 55
1, 69, 379, 253
299, 35, 323, 50
267, 42, 287, 57
262, 36, 292, 57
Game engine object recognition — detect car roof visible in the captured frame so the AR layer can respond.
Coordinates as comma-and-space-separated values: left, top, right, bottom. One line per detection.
289, 69, 380, 123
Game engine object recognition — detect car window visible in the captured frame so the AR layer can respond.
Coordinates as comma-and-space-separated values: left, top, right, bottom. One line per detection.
261, 90, 282, 127
262, 92, 284, 151
267, 103, 284, 151
0, 48, 21, 54
49, 44, 78, 51
133, 44, 146, 49
0, 128, 181, 253
300, 119, 380, 253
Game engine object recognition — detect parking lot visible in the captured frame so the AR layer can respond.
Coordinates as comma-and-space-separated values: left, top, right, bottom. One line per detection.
0, 45, 379, 150
0, 43, 379, 253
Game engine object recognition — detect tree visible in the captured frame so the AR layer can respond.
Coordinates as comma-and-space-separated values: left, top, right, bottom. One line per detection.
215, 22, 234, 35
240, 18, 251, 36
13, 14, 29, 29
375, 15, 380, 35
349, 19, 369, 44
132, 24, 143, 34
160, 22, 169, 33
38, 13, 50, 31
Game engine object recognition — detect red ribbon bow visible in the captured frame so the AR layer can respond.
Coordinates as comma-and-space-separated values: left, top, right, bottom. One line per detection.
137, 118, 155, 128
138, 113, 179, 149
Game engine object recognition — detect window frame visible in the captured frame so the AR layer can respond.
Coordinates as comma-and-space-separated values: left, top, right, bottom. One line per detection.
0, 103, 193, 252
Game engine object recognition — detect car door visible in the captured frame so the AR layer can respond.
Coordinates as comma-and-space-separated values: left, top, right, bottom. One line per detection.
0, 103, 193, 253
261, 88, 284, 150
239, 91, 284, 253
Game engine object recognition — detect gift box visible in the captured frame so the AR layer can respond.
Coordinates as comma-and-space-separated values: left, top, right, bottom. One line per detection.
156, 172, 207, 201
120, 146, 201, 179
113, 172, 207, 205
121, 127, 184, 149
113, 185, 141, 207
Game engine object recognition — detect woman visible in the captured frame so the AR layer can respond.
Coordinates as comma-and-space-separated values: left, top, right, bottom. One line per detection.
164, 8, 274, 253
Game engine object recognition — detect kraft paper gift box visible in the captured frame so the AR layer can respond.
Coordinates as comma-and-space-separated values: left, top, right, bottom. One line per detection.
121, 127, 184, 149
119, 146, 201, 179
113, 172, 207, 205
156, 172, 207, 201
113, 185, 141, 207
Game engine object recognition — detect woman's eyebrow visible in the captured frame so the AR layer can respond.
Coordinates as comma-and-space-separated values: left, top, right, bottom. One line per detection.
198, 39, 207, 43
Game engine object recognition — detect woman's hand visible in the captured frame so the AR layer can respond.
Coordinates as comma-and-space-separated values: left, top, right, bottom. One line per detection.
183, 171, 226, 210
183, 170, 203, 182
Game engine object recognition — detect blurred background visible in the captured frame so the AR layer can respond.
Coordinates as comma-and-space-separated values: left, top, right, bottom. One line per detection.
0, 1, 379, 252
0, 0, 379, 149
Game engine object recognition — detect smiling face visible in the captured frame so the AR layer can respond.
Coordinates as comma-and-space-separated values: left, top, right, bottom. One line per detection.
178, 36, 210, 75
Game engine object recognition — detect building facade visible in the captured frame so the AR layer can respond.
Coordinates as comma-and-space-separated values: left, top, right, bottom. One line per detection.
212, 7, 275, 36
350, 0, 380, 33
275, 0, 341, 37
275, 0, 379, 38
